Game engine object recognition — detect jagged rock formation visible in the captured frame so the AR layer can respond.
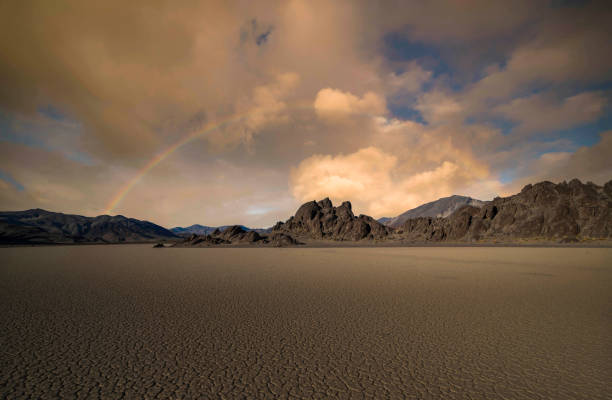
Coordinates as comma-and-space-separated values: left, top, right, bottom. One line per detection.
174, 225, 301, 247
171, 224, 271, 237
272, 198, 390, 241
397, 179, 612, 242
0, 209, 178, 244
380, 195, 485, 228
267, 232, 301, 246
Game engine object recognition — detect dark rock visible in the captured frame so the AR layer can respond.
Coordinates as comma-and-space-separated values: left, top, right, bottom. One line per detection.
267, 232, 302, 247
171, 224, 270, 237
274, 198, 389, 241
399, 179, 612, 242
0, 209, 178, 244
381, 195, 485, 227
317, 197, 333, 209
243, 230, 263, 243
218, 225, 248, 242
153, 243, 164, 248
175, 233, 230, 247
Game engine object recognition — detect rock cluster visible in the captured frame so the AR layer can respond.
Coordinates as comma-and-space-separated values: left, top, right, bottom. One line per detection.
175, 225, 301, 247
272, 198, 389, 241
397, 179, 612, 242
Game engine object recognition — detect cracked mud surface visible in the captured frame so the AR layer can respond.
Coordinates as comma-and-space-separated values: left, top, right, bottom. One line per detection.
1, 246, 611, 399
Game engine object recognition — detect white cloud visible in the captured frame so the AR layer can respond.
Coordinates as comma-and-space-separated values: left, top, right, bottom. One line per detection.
415, 90, 463, 125
385, 62, 432, 94
290, 144, 498, 218
314, 88, 387, 119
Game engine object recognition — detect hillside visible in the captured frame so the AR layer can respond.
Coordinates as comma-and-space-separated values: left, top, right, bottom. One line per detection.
0, 209, 178, 244
398, 179, 612, 242
380, 195, 484, 228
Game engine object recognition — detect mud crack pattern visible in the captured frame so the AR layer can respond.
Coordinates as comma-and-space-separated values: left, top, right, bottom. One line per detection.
1, 246, 611, 399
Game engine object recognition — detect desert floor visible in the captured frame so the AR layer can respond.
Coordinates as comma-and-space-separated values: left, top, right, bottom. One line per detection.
1, 246, 610, 399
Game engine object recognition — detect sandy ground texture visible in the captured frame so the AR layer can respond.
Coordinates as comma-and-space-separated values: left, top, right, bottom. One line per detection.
1, 246, 611, 399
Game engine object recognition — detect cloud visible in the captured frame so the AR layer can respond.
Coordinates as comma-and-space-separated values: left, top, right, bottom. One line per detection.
460, 5, 612, 112
0, 142, 112, 216
290, 141, 495, 218
207, 72, 301, 150
495, 91, 607, 134
383, 0, 546, 43
290, 147, 396, 202
415, 89, 463, 125
314, 88, 387, 119
505, 131, 612, 191
385, 62, 432, 94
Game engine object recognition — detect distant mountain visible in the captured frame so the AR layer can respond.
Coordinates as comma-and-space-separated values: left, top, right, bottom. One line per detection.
175, 225, 300, 247
380, 195, 485, 228
171, 224, 240, 236
0, 209, 178, 245
171, 224, 271, 236
377, 217, 393, 225
398, 179, 612, 242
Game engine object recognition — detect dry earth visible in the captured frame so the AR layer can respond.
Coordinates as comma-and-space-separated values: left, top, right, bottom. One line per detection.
1, 246, 611, 399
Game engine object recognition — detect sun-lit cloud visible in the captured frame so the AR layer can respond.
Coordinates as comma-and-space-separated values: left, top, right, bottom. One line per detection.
290, 120, 495, 218
314, 88, 387, 119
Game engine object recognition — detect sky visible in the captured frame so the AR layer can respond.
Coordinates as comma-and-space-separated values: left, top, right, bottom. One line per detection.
0, 0, 611, 228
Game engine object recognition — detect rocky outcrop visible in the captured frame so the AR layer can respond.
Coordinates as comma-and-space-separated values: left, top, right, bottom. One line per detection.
272, 198, 390, 241
0, 209, 178, 244
171, 224, 271, 237
380, 195, 485, 228
267, 232, 301, 247
397, 179, 612, 242
174, 225, 301, 247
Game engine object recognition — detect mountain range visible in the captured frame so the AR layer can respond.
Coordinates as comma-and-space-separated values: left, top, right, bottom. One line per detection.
379, 195, 485, 228
0, 209, 177, 244
170, 224, 271, 236
396, 179, 612, 242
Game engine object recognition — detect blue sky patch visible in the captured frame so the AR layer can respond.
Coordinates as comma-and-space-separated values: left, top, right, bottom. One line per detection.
0, 169, 25, 191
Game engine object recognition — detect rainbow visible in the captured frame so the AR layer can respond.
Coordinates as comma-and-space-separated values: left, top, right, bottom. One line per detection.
103, 103, 316, 214
103, 114, 250, 214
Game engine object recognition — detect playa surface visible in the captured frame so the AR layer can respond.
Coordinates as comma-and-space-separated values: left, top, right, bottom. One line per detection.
1, 246, 611, 399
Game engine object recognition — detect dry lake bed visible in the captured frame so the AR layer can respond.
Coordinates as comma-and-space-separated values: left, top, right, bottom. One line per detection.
1, 245, 611, 399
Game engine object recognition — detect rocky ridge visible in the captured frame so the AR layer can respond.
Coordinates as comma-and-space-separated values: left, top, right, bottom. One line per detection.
174, 225, 300, 247
380, 195, 485, 228
397, 179, 612, 242
0, 209, 178, 244
170, 224, 271, 237
272, 198, 390, 241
